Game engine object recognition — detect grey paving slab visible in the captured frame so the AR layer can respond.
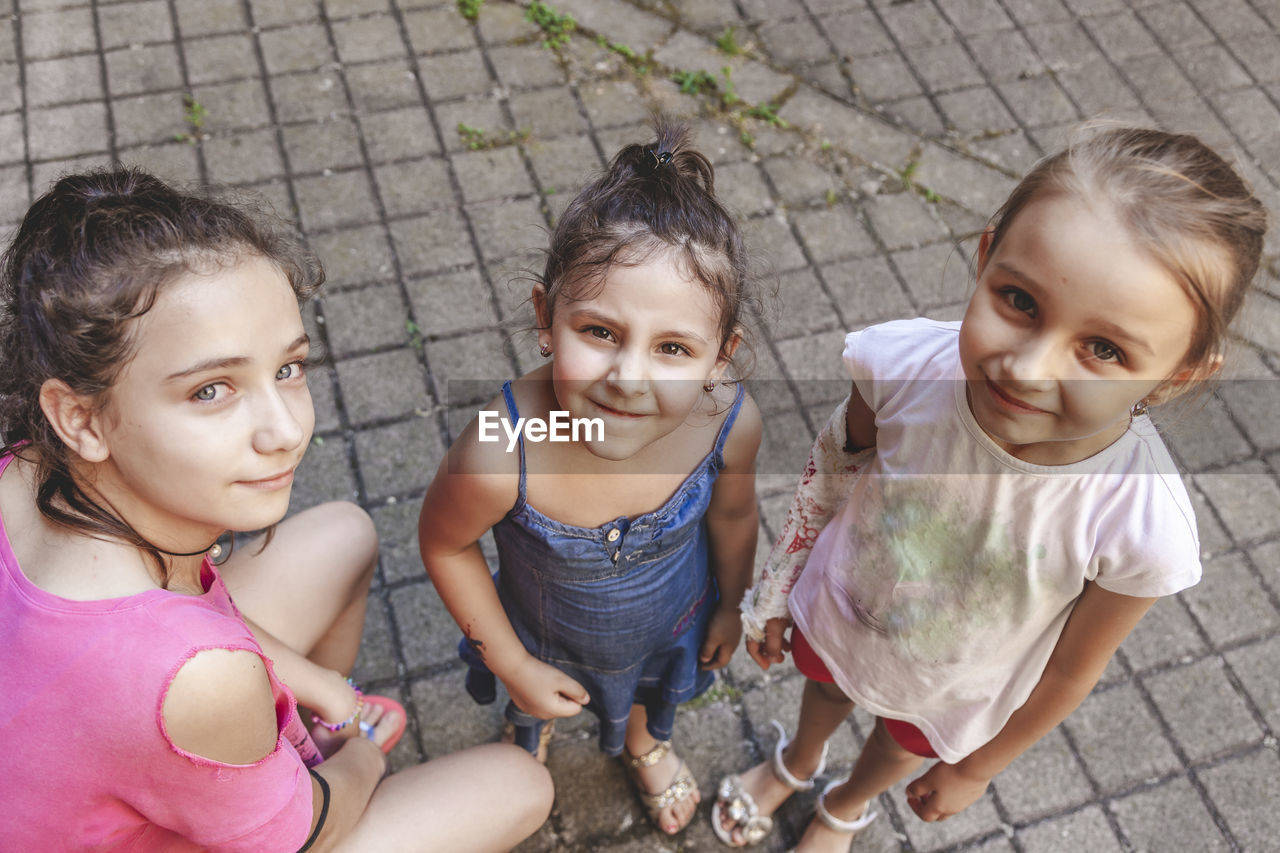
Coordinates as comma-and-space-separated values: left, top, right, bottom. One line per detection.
8, 0, 1280, 849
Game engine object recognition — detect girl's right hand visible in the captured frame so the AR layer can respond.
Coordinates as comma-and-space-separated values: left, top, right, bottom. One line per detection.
746, 617, 792, 670
503, 656, 590, 720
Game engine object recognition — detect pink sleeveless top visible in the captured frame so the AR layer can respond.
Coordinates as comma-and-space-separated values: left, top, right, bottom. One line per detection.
0, 453, 315, 851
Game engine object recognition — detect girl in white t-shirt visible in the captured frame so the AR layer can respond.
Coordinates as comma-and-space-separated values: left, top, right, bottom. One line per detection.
712, 127, 1268, 851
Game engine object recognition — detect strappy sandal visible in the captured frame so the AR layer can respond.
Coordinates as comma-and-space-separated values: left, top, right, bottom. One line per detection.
622, 739, 699, 834
785, 778, 877, 853
711, 720, 830, 847
501, 718, 556, 764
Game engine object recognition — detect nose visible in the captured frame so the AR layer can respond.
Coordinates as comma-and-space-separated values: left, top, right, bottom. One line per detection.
604, 344, 650, 396
1002, 334, 1059, 389
251, 386, 306, 454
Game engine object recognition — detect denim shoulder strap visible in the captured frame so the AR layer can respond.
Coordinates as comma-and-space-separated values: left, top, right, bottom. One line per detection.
499, 381, 527, 502
712, 383, 747, 468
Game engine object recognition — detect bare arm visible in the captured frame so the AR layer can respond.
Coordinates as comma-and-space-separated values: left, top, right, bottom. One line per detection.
745, 382, 877, 667
699, 392, 762, 669
163, 650, 385, 851
905, 583, 1157, 821
236, 616, 356, 725
417, 412, 589, 720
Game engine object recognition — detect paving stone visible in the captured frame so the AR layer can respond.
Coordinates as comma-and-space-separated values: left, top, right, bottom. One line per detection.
1198, 748, 1280, 851
892, 241, 973, 309
390, 577, 465, 669
1018, 805, 1122, 852
850, 51, 923, 102
548, 0, 674, 53
864, 191, 949, 251
1144, 656, 1264, 762
1120, 593, 1207, 671
248, 0, 319, 28
310, 223, 396, 289
487, 43, 565, 90
306, 365, 341, 434
474, 1, 543, 45
373, 156, 455, 218
1065, 683, 1182, 791
418, 48, 494, 100
258, 24, 335, 74
321, 282, 413, 356
174, 0, 248, 37
324, 0, 392, 18
26, 55, 103, 108
27, 102, 109, 160
336, 348, 432, 425
346, 61, 424, 112
466, 196, 546, 264
332, 14, 406, 64
202, 127, 287, 184
1195, 460, 1280, 544
1182, 551, 1280, 646
182, 34, 259, 86
295, 168, 380, 231
350, 592, 399, 683
104, 43, 184, 96
20, 7, 96, 60
1162, 394, 1252, 471
823, 255, 915, 328
0, 163, 30, 226
290, 432, 359, 509
995, 727, 1094, 822
406, 267, 499, 337
403, 5, 477, 54
792, 204, 876, 265
359, 106, 440, 163
1224, 633, 1280, 734
575, 79, 646, 132
1110, 775, 1229, 852
354, 416, 444, 500
937, 86, 1020, 135
196, 78, 274, 130
525, 133, 604, 195
758, 17, 832, 67
282, 118, 365, 175
115, 141, 201, 186
903, 41, 985, 92
390, 208, 478, 274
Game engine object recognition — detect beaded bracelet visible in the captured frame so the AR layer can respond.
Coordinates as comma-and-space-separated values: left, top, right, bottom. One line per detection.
314, 678, 364, 732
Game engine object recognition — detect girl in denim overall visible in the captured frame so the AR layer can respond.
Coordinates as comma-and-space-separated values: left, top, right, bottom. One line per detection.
420, 119, 763, 836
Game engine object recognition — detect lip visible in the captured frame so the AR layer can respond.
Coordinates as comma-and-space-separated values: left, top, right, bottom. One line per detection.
983, 378, 1048, 415
590, 399, 649, 419
237, 468, 296, 490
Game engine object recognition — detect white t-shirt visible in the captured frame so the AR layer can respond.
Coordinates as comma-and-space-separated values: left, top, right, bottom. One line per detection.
789, 318, 1201, 763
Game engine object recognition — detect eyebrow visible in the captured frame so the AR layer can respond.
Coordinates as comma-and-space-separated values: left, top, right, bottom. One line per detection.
567, 309, 711, 345
992, 262, 1154, 357
164, 333, 311, 382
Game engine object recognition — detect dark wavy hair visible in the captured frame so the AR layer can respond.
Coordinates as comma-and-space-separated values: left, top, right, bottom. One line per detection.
538, 117, 759, 375
0, 167, 323, 580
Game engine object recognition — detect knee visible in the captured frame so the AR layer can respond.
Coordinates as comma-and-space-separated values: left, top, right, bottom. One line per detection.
497, 745, 555, 827
870, 718, 915, 761
810, 678, 854, 707
316, 501, 378, 577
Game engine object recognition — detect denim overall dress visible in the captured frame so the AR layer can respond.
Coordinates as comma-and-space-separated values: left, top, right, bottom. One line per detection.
460, 381, 746, 756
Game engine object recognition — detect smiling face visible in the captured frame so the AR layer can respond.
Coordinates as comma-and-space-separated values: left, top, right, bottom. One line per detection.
535, 250, 735, 462
86, 253, 314, 549
958, 193, 1202, 466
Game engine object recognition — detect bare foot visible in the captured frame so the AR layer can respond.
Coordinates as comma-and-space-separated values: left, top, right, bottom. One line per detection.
360, 701, 401, 751
627, 741, 701, 835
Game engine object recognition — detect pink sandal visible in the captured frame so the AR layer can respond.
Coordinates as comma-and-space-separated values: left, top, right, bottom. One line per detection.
359, 694, 407, 754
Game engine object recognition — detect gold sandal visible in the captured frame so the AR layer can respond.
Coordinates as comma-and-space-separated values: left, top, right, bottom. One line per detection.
501, 718, 556, 764
622, 739, 699, 834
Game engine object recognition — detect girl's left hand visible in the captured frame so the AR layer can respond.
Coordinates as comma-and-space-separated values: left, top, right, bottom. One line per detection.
698, 605, 743, 670
904, 761, 991, 822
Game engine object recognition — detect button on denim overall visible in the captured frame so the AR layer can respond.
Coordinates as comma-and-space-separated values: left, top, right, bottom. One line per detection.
460, 381, 746, 756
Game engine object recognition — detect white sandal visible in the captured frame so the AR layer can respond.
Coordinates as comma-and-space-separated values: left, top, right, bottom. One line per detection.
785, 778, 877, 852
711, 720, 830, 847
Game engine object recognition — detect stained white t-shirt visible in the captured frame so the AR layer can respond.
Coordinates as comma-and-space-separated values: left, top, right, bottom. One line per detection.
789, 318, 1201, 763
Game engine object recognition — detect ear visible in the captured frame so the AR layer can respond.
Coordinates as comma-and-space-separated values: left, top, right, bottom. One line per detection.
709, 329, 742, 380
531, 283, 552, 353
39, 379, 111, 463
975, 227, 995, 278
1147, 353, 1223, 406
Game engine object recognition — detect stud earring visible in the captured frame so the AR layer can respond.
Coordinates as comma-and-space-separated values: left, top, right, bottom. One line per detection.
1131, 399, 1149, 419
702, 380, 715, 393
540, 342, 551, 358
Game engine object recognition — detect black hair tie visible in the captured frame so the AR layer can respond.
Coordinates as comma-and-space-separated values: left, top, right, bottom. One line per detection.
649, 149, 673, 170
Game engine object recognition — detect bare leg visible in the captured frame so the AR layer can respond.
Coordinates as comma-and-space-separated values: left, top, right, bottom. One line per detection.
335, 743, 554, 853
794, 717, 925, 853
624, 704, 701, 835
220, 501, 378, 671
717, 678, 854, 844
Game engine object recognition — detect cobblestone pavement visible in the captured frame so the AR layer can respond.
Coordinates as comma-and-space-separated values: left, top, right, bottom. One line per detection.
5, 0, 1280, 849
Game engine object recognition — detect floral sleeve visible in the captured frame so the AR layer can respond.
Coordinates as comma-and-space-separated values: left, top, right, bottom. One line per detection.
740, 395, 873, 641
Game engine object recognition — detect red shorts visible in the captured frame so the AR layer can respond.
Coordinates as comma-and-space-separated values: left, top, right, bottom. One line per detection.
790, 625, 938, 759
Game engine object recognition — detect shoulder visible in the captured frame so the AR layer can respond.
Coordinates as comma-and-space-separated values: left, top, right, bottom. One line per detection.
162, 647, 279, 765
843, 318, 959, 371
720, 387, 762, 472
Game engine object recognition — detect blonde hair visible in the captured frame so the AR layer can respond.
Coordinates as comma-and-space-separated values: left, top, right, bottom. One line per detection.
986, 127, 1267, 376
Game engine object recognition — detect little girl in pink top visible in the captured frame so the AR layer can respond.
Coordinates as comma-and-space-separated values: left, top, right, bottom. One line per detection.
0, 168, 552, 851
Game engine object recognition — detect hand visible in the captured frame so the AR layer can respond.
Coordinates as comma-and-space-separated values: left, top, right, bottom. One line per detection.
699, 604, 743, 670
905, 761, 991, 822
502, 655, 590, 720
745, 616, 791, 670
